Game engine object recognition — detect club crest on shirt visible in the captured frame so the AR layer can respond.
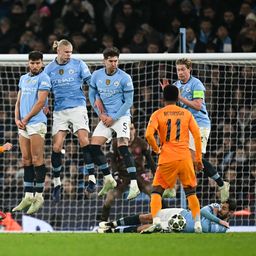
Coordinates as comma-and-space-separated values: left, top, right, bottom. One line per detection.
106, 79, 110, 85
59, 69, 64, 75
114, 81, 120, 87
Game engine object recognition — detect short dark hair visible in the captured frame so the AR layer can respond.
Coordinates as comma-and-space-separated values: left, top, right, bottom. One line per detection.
28, 51, 43, 61
103, 47, 120, 59
163, 84, 179, 102
226, 199, 237, 211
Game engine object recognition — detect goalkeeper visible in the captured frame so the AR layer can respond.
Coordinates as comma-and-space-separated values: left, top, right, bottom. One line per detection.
98, 199, 236, 233
161, 58, 229, 202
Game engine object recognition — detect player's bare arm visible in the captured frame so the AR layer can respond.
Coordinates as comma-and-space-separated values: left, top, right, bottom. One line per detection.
14, 91, 25, 130
94, 98, 105, 114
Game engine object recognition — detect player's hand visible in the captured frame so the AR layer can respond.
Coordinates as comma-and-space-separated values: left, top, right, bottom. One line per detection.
3, 142, 13, 151
43, 106, 50, 115
21, 118, 29, 126
194, 161, 204, 172
94, 98, 105, 114
15, 120, 25, 130
104, 116, 114, 127
100, 114, 114, 127
219, 220, 229, 228
160, 79, 169, 90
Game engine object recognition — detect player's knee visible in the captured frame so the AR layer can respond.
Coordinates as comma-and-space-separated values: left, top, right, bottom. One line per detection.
21, 156, 32, 166
52, 144, 63, 153
78, 135, 89, 147
184, 187, 196, 197
31, 154, 43, 166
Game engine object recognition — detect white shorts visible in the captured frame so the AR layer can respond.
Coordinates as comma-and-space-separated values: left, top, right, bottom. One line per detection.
157, 208, 183, 231
92, 116, 131, 140
189, 127, 210, 154
19, 123, 47, 139
52, 106, 90, 136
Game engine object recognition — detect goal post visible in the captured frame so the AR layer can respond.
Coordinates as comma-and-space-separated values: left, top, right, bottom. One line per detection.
0, 53, 255, 231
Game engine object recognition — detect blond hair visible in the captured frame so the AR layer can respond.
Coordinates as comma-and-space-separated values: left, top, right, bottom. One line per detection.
175, 58, 192, 69
52, 39, 72, 52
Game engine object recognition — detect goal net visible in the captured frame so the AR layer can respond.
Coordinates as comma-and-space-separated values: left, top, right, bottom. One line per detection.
0, 53, 255, 231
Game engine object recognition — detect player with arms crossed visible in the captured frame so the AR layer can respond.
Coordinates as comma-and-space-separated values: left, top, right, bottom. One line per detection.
98, 199, 236, 233
13, 51, 51, 214
44, 39, 97, 202
89, 47, 140, 200
161, 58, 229, 202
145, 85, 203, 233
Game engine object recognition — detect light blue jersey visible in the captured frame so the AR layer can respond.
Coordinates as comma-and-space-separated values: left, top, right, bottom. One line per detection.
89, 68, 134, 120
19, 71, 51, 125
44, 58, 91, 111
181, 203, 227, 233
175, 76, 210, 128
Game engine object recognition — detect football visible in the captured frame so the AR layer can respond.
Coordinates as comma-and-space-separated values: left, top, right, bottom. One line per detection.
168, 213, 186, 232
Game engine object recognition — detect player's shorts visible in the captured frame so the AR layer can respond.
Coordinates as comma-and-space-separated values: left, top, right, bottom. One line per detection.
92, 116, 131, 140
153, 159, 197, 189
52, 106, 90, 136
19, 122, 47, 139
157, 208, 183, 231
189, 127, 210, 154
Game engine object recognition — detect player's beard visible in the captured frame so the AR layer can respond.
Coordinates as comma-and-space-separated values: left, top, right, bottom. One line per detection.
30, 68, 41, 75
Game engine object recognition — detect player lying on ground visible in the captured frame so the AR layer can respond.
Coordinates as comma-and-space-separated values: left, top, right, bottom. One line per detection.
98, 199, 236, 233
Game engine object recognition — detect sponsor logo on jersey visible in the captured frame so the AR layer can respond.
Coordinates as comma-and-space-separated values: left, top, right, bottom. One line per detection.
59, 69, 64, 75
69, 69, 75, 74
52, 77, 75, 86
106, 79, 110, 85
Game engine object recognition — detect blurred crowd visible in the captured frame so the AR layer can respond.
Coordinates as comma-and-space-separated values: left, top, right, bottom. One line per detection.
0, 0, 256, 54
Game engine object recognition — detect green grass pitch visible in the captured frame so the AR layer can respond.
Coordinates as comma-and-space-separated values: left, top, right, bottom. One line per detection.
0, 233, 255, 256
